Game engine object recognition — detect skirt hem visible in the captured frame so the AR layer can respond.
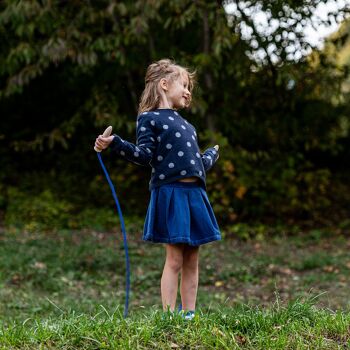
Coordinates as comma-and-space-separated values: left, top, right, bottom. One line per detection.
142, 233, 221, 246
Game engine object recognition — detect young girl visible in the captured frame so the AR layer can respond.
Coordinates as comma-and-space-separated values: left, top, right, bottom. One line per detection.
94, 59, 221, 320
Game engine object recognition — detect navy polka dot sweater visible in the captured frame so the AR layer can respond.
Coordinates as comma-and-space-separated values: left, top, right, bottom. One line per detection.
110, 108, 219, 191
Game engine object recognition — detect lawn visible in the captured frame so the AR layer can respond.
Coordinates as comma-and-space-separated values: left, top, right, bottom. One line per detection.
0, 227, 350, 349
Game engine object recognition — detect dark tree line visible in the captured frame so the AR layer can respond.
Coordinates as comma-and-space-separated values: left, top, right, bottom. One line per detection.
1, 1, 349, 231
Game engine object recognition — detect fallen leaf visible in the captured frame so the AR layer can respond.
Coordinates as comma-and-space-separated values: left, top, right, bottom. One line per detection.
235, 335, 246, 345
215, 281, 224, 287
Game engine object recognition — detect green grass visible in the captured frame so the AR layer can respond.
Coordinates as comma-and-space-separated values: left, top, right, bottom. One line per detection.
1, 228, 350, 348
1, 300, 350, 349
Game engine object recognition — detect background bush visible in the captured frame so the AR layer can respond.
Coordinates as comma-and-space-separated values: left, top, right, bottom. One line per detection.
1, 1, 350, 232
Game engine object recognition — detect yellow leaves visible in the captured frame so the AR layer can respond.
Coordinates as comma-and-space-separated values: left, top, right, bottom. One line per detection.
235, 186, 247, 199
221, 197, 230, 206
223, 160, 235, 173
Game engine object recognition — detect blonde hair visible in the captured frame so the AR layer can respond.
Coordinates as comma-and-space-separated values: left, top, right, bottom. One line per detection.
138, 59, 196, 115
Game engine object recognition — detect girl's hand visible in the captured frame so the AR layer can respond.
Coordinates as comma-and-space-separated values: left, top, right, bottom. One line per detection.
95, 135, 114, 151
214, 145, 220, 160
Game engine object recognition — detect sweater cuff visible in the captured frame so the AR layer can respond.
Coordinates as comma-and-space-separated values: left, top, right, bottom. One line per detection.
205, 147, 219, 162
110, 134, 124, 152
201, 147, 219, 172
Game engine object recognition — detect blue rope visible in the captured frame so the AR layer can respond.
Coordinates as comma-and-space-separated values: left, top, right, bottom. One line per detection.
97, 152, 130, 318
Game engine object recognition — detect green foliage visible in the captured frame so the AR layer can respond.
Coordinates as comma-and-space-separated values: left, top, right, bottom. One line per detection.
4, 186, 144, 233
5, 188, 73, 232
0, 0, 350, 229
206, 135, 332, 225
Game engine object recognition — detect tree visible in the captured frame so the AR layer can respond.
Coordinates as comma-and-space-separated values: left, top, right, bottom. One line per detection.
1, 0, 349, 226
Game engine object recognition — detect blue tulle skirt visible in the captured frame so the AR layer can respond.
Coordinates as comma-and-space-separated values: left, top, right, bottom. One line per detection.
143, 181, 221, 246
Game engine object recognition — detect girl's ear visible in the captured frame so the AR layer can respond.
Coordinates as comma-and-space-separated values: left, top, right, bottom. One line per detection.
159, 78, 168, 92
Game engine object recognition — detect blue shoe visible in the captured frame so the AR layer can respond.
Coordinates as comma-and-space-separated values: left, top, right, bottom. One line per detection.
184, 311, 195, 320
179, 310, 196, 321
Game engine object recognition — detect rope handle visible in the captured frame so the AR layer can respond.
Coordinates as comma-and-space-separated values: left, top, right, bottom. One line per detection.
94, 126, 113, 152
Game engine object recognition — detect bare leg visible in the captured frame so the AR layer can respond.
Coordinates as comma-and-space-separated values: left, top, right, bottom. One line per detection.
161, 243, 184, 311
180, 245, 200, 311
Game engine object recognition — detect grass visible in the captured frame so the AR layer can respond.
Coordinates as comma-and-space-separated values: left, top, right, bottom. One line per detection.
1, 227, 350, 349
1, 299, 350, 349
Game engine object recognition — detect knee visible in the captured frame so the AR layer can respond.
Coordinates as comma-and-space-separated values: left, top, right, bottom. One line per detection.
166, 255, 183, 273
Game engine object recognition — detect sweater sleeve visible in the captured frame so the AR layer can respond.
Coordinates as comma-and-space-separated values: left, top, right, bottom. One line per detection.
109, 115, 156, 167
201, 147, 219, 172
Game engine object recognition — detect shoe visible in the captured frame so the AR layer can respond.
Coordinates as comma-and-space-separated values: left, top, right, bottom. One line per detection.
179, 310, 195, 321
184, 311, 195, 320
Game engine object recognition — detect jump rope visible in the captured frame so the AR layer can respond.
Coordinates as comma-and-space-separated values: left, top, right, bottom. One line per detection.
95, 126, 130, 319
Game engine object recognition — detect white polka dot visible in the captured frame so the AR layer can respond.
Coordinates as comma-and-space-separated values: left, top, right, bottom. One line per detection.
213, 150, 216, 154
120, 151, 125, 156
163, 124, 169, 129
187, 142, 191, 147
168, 116, 175, 121
135, 147, 140, 152
174, 111, 179, 115
199, 171, 202, 176
166, 144, 172, 149
180, 170, 187, 175
178, 151, 184, 157
121, 139, 125, 143
134, 152, 139, 157
168, 163, 174, 168
140, 127, 146, 132
157, 155, 163, 161
175, 132, 181, 138
184, 120, 188, 124
196, 152, 200, 158
194, 131, 197, 136
150, 120, 155, 126
146, 148, 151, 153
190, 160, 195, 164
159, 174, 165, 180
192, 135, 195, 140
181, 125, 186, 129
150, 137, 155, 142
157, 136, 161, 142
153, 112, 160, 115
142, 112, 148, 115
139, 143, 145, 146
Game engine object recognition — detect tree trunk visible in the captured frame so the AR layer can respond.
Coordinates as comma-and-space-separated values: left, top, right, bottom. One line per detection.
202, 5, 216, 142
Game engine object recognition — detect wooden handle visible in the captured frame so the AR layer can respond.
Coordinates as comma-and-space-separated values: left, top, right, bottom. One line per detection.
94, 126, 113, 152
